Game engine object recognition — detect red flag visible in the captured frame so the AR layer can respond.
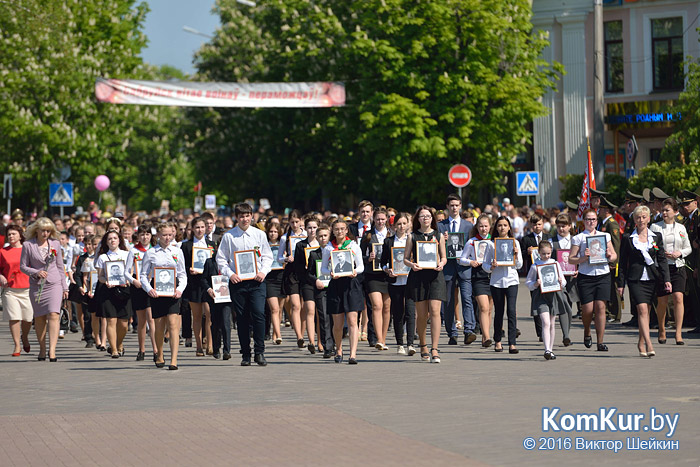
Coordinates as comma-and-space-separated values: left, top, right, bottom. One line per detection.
576, 140, 596, 221
194, 181, 202, 193
614, 212, 626, 231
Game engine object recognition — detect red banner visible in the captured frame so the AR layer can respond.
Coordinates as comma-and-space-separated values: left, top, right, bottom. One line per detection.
577, 141, 597, 221
95, 78, 345, 108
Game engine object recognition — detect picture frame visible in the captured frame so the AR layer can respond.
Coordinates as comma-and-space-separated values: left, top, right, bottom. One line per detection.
105, 260, 127, 286
586, 235, 608, 265
270, 244, 283, 270
446, 233, 465, 260
315, 260, 331, 288
288, 235, 306, 258
474, 240, 490, 263
372, 243, 383, 271
234, 249, 258, 280
391, 247, 410, 276
416, 241, 438, 269
133, 258, 143, 280
494, 238, 515, 266
556, 249, 577, 276
304, 246, 317, 267
89, 271, 99, 294
211, 275, 231, 303
330, 249, 354, 277
537, 263, 562, 294
154, 267, 176, 297
192, 246, 212, 274
531, 249, 541, 265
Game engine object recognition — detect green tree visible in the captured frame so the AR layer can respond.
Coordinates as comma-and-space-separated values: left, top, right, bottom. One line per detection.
0, 0, 194, 213
189, 0, 560, 210
662, 50, 700, 164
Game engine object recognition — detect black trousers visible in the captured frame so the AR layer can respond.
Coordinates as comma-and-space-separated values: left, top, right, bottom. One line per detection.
231, 280, 266, 356
531, 291, 541, 338
492, 285, 518, 345
210, 302, 232, 354
361, 275, 377, 344
180, 298, 192, 338
313, 289, 334, 350
388, 285, 415, 346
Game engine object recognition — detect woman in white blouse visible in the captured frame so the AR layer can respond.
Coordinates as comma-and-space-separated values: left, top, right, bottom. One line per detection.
482, 216, 522, 354
650, 198, 691, 345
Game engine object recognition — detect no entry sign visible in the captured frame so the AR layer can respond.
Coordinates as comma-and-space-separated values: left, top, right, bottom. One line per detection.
448, 164, 472, 188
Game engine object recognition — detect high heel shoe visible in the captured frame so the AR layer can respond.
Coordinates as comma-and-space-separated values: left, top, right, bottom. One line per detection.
49, 357, 58, 362
658, 337, 667, 344
647, 350, 656, 357
420, 345, 430, 361
639, 351, 648, 357
23, 343, 30, 353
430, 348, 441, 363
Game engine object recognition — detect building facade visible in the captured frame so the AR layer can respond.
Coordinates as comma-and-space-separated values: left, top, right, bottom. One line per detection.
531, 0, 700, 207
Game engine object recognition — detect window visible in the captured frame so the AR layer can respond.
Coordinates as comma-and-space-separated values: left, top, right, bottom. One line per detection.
652, 17, 683, 91
649, 148, 663, 163
605, 21, 624, 93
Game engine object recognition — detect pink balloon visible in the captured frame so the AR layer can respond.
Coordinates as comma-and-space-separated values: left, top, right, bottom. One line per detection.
94, 175, 110, 191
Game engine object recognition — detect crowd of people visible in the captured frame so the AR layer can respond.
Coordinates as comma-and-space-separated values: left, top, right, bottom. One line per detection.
1, 184, 698, 367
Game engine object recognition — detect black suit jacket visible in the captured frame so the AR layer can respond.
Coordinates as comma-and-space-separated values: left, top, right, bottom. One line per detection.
349, 222, 372, 241
181, 238, 217, 281
521, 232, 549, 274
617, 231, 670, 287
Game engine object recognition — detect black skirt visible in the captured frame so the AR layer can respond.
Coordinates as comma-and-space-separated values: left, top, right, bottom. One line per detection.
657, 265, 686, 296
577, 273, 611, 304
365, 274, 389, 294
301, 284, 316, 302
327, 276, 364, 314
99, 285, 131, 320
151, 296, 180, 319
406, 269, 446, 302
68, 282, 87, 305
130, 285, 151, 310
472, 276, 492, 297
265, 269, 284, 298
184, 274, 207, 303
628, 280, 656, 306
281, 265, 300, 296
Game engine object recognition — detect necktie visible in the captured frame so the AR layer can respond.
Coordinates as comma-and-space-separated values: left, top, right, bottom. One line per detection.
536, 234, 540, 245
451, 220, 456, 233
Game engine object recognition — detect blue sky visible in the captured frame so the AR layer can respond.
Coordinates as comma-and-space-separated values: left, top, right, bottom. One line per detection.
140, 0, 219, 75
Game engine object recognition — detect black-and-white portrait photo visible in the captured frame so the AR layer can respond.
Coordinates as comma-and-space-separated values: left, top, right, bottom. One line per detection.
192, 247, 211, 272
155, 267, 175, 296
331, 250, 354, 277
270, 244, 283, 270
537, 263, 561, 294
531, 249, 541, 265
586, 235, 608, 265
494, 238, 515, 266
235, 250, 258, 280
416, 241, 438, 268
446, 233, 464, 259
106, 260, 126, 286
372, 243, 383, 271
212, 274, 231, 303
90, 271, 98, 294
391, 247, 410, 276
475, 240, 489, 263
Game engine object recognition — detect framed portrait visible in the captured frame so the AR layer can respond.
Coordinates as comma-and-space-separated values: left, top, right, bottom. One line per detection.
372, 243, 383, 271
586, 235, 608, 265
304, 246, 317, 267
270, 243, 283, 270
315, 260, 331, 288
556, 249, 577, 276
391, 247, 410, 276
89, 271, 99, 294
289, 235, 305, 258
446, 233, 465, 260
494, 238, 515, 266
234, 249, 258, 280
531, 249, 541, 265
192, 246, 212, 274
154, 267, 176, 297
537, 263, 562, 294
133, 258, 143, 279
330, 249, 354, 277
416, 241, 438, 269
474, 240, 489, 263
105, 260, 126, 286
211, 275, 231, 303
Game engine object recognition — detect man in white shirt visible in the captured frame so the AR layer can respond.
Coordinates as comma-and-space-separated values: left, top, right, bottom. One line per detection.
216, 203, 273, 366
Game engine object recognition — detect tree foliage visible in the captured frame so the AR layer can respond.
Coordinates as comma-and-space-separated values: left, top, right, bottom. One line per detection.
662, 47, 700, 164
188, 0, 560, 211
0, 0, 194, 213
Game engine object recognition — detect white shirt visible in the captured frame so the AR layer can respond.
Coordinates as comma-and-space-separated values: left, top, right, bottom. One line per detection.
321, 241, 364, 276
94, 248, 130, 283
525, 258, 567, 291
571, 230, 611, 276
125, 245, 151, 283
192, 236, 208, 248
650, 221, 692, 268
374, 227, 388, 244
555, 234, 571, 250
217, 225, 273, 278
356, 221, 371, 245
511, 216, 525, 240
459, 237, 493, 267
482, 240, 523, 288
140, 244, 187, 294
277, 230, 307, 263
448, 216, 460, 233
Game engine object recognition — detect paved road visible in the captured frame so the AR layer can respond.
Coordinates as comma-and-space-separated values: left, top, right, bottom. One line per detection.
1, 281, 698, 466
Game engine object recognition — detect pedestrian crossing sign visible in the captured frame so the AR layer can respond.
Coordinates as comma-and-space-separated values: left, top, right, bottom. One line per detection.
516, 171, 539, 196
49, 183, 74, 207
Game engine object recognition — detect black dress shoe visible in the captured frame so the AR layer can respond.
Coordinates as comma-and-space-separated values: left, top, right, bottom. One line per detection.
494, 346, 503, 352
584, 336, 592, 348
254, 354, 267, 366
155, 362, 165, 368
464, 332, 477, 345
563, 337, 572, 347
597, 343, 608, 351
334, 353, 343, 363
323, 349, 333, 359
153, 353, 158, 362
38, 356, 46, 361
241, 357, 252, 366
307, 344, 316, 354
516, 328, 521, 338
136, 352, 145, 361
168, 364, 178, 370
49, 357, 58, 362
223, 352, 231, 360
348, 357, 358, 365
264, 333, 271, 341
296, 338, 305, 348
509, 348, 519, 354
448, 336, 458, 345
